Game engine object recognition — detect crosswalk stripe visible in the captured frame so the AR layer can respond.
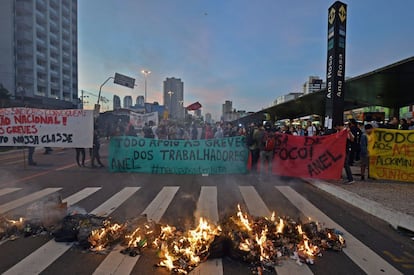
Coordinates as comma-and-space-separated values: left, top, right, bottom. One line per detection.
93, 186, 179, 275
239, 186, 271, 217
276, 186, 402, 275
190, 186, 223, 275
0, 188, 62, 214
0, 187, 21, 197
63, 187, 101, 206
142, 186, 180, 222
240, 186, 314, 275
195, 186, 219, 222
91, 187, 140, 216
3, 187, 141, 275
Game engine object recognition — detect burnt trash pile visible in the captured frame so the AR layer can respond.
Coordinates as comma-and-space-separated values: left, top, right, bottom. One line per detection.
2, 200, 347, 275
147, 205, 347, 274
0, 194, 67, 241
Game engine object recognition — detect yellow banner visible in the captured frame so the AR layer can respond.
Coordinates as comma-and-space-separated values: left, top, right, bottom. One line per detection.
368, 128, 414, 182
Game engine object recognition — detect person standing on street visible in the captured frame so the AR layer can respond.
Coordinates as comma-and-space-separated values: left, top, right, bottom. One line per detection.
360, 124, 374, 181
335, 122, 355, 184
75, 148, 86, 167
27, 146, 36, 166
91, 129, 104, 168
259, 123, 275, 176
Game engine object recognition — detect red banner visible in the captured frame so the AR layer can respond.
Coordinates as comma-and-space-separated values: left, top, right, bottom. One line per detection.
186, 102, 202, 111
272, 131, 347, 179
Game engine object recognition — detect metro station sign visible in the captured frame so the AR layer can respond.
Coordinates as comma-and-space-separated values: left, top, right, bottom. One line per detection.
325, 1, 347, 129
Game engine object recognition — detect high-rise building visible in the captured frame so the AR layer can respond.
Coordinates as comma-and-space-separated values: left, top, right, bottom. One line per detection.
222, 100, 232, 121
303, 76, 326, 95
123, 96, 132, 108
163, 77, 184, 119
205, 113, 212, 124
0, 0, 78, 109
113, 95, 121, 109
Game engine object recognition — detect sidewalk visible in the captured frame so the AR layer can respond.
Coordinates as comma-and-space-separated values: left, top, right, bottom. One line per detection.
307, 165, 414, 233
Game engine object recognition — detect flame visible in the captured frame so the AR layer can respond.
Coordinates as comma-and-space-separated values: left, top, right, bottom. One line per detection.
88, 220, 124, 251
7, 217, 25, 225
338, 234, 345, 245
255, 227, 269, 261
159, 249, 176, 270
276, 218, 284, 234
297, 225, 303, 235
327, 232, 332, 239
155, 217, 221, 273
239, 238, 253, 251
298, 236, 319, 259
236, 204, 252, 231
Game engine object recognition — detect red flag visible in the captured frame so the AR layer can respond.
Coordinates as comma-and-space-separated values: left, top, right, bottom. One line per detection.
186, 101, 202, 111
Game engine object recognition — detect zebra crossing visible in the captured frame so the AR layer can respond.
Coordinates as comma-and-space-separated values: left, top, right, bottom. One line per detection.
0, 185, 403, 275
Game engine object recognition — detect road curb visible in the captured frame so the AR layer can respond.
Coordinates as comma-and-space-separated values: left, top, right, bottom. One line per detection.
306, 179, 414, 233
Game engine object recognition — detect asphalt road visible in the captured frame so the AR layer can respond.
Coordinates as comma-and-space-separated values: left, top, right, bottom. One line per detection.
0, 143, 413, 275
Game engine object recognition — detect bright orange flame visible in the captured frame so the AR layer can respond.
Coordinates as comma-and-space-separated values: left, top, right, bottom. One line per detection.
88, 221, 124, 251
255, 227, 269, 261
239, 239, 252, 251
159, 249, 175, 270
155, 217, 221, 272
298, 236, 319, 258
276, 218, 284, 234
236, 204, 252, 231
297, 225, 303, 235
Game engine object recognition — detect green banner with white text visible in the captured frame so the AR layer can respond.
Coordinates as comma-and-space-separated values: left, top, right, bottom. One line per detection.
109, 136, 249, 174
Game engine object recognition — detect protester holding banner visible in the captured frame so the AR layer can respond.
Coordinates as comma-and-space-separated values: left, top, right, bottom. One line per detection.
260, 123, 275, 176
359, 124, 373, 181
251, 124, 265, 173
335, 123, 355, 184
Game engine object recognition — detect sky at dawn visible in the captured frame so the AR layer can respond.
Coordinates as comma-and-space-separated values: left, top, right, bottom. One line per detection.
78, 0, 414, 119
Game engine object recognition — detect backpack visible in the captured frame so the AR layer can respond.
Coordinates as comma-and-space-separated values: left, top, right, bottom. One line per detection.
263, 132, 275, 151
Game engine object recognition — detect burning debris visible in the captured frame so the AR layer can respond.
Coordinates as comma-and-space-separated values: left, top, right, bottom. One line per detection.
0, 194, 67, 241
154, 218, 222, 274
149, 205, 346, 274
1, 202, 346, 275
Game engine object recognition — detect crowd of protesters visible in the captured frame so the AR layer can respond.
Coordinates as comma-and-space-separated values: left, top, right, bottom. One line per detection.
27, 116, 413, 174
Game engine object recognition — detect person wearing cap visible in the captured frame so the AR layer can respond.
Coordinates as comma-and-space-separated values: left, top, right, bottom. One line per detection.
360, 124, 374, 181
335, 122, 355, 184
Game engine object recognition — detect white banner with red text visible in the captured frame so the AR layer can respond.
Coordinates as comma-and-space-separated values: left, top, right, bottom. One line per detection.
0, 107, 93, 148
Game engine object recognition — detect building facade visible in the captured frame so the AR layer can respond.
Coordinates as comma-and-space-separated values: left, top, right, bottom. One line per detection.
303, 76, 326, 95
123, 95, 132, 108
163, 77, 184, 120
0, 0, 78, 109
113, 95, 121, 109
274, 92, 303, 105
221, 100, 233, 121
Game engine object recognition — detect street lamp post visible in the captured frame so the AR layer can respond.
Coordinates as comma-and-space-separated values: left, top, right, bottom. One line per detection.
141, 70, 151, 104
178, 100, 184, 121
168, 90, 174, 119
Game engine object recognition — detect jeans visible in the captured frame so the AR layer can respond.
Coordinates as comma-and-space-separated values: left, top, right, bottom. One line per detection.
344, 151, 353, 181
260, 150, 274, 175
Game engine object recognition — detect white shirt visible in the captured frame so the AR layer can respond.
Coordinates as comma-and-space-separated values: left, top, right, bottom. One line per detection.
307, 125, 316, 136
